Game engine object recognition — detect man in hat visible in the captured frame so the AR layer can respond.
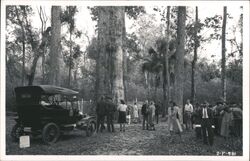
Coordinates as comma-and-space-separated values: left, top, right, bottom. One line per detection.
141, 100, 149, 130
96, 95, 106, 133
106, 96, 116, 132
199, 101, 214, 145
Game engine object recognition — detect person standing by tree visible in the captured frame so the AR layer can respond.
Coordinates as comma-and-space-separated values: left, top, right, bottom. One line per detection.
141, 100, 149, 130
199, 101, 214, 146
106, 96, 116, 132
184, 99, 193, 130
168, 101, 183, 143
148, 101, 156, 130
155, 101, 160, 124
96, 96, 106, 133
117, 99, 127, 132
220, 106, 233, 140
133, 102, 139, 123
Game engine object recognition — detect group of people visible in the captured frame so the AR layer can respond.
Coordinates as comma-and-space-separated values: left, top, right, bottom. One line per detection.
96, 96, 161, 133
183, 99, 242, 146
96, 95, 116, 133
95, 95, 242, 146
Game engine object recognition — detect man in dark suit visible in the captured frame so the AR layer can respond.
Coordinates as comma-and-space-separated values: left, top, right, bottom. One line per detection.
106, 96, 116, 132
141, 100, 149, 130
199, 101, 214, 146
96, 96, 106, 133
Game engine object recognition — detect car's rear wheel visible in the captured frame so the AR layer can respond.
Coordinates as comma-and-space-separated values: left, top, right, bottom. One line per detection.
42, 123, 60, 145
86, 121, 96, 137
11, 124, 24, 142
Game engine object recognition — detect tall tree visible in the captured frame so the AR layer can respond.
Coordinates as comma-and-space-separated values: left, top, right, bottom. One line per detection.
48, 6, 62, 86
174, 6, 186, 123
221, 6, 227, 102
111, 7, 126, 104
191, 6, 199, 103
163, 6, 171, 117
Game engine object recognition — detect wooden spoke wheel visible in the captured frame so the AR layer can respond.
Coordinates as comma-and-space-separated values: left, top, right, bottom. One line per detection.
42, 123, 60, 145
11, 124, 24, 142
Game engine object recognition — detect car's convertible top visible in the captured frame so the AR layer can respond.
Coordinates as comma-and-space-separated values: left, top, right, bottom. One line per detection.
15, 85, 79, 96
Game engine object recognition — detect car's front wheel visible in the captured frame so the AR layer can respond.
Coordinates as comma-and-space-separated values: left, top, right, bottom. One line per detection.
11, 124, 24, 142
42, 123, 60, 145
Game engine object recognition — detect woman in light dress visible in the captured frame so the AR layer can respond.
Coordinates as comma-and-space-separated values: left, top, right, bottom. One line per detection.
220, 106, 234, 139
168, 101, 183, 142
133, 102, 139, 123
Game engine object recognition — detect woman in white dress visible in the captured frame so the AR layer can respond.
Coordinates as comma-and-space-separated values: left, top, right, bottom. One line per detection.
133, 102, 139, 123
168, 101, 183, 142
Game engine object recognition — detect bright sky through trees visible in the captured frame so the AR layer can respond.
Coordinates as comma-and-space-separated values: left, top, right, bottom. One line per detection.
13, 5, 243, 64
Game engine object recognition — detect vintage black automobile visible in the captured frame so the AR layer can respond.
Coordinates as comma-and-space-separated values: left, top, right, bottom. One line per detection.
11, 85, 96, 144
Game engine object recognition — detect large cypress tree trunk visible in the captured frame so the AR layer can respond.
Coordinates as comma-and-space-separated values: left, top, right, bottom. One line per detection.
95, 7, 110, 102
221, 6, 227, 102
163, 6, 171, 117
48, 6, 61, 86
174, 6, 186, 124
191, 6, 198, 103
110, 7, 125, 104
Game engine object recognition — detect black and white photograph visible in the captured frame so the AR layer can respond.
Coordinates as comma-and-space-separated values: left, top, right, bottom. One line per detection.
0, 0, 249, 161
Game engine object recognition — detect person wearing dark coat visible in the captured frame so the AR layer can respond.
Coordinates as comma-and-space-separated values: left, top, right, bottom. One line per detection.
198, 101, 214, 146
96, 96, 106, 133
155, 102, 160, 124
141, 100, 149, 130
106, 96, 116, 132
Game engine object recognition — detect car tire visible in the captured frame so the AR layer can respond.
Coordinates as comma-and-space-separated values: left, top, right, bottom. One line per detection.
42, 123, 60, 145
86, 121, 96, 137
11, 124, 24, 142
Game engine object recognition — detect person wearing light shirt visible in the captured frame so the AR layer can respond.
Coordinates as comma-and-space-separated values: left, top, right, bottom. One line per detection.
117, 99, 127, 132
184, 99, 193, 130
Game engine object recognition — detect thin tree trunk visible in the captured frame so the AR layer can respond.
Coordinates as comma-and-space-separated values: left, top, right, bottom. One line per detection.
15, 6, 26, 86
122, 12, 128, 102
48, 6, 61, 86
174, 6, 186, 124
68, 31, 72, 87
191, 6, 198, 103
163, 6, 171, 117
221, 6, 227, 102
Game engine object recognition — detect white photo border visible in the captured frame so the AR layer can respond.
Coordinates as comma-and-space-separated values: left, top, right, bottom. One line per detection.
1, 0, 249, 161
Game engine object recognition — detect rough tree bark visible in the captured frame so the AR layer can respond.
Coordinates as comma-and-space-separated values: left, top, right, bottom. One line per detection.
162, 6, 171, 117
48, 6, 61, 86
191, 6, 198, 103
174, 6, 186, 124
221, 6, 227, 102
110, 7, 125, 104
95, 7, 125, 105
95, 7, 110, 102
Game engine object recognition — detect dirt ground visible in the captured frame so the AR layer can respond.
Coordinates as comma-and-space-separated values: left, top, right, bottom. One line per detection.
5, 115, 242, 155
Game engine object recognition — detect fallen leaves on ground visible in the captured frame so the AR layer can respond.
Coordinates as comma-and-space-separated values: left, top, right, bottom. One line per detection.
6, 116, 242, 155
